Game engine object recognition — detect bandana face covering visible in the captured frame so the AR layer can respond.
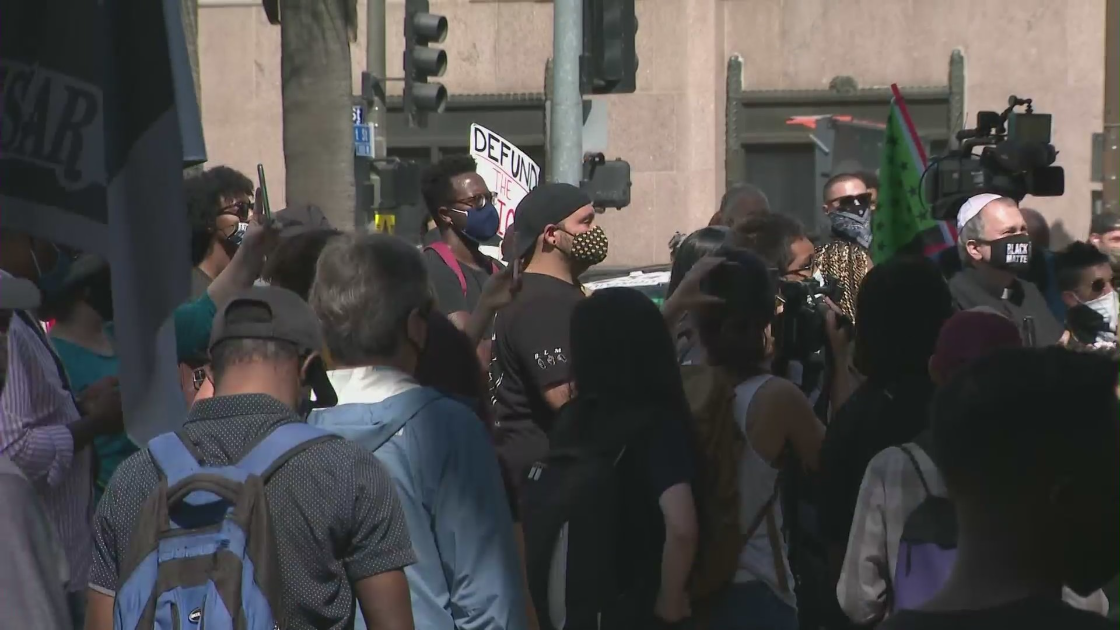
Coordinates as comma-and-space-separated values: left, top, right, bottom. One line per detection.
829, 212, 872, 249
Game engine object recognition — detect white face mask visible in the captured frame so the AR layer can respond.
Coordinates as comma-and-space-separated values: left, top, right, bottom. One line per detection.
1084, 291, 1119, 333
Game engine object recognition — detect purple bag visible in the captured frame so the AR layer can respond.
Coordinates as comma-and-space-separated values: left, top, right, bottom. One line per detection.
892, 445, 957, 612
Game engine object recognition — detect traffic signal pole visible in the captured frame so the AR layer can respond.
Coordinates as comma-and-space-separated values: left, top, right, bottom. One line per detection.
363, 0, 389, 230
551, 0, 584, 185
1104, 0, 1119, 214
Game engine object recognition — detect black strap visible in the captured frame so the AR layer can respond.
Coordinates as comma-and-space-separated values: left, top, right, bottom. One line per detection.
899, 444, 932, 497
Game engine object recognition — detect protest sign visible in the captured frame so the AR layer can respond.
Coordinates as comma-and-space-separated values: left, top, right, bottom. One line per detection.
0, 0, 204, 442
470, 123, 540, 241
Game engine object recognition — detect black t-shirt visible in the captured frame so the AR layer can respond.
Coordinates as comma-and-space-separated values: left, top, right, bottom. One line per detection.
819, 377, 935, 548
948, 267, 1064, 347
491, 272, 585, 497
423, 247, 500, 317
877, 597, 1116, 630
550, 401, 696, 621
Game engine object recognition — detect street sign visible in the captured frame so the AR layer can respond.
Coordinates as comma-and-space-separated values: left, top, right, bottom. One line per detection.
352, 105, 364, 125
354, 123, 373, 158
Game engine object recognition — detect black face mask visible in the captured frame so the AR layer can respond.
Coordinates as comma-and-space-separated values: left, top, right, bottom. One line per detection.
983, 234, 1032, 272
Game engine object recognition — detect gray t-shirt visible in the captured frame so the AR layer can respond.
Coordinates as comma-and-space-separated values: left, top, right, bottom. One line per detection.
89, 394, 416, 630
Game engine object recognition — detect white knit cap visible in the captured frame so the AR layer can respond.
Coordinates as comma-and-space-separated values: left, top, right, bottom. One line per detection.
956, 193, 1004, 231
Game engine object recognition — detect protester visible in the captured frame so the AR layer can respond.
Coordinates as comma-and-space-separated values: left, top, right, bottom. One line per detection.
0, 229, 122, 625
819, 256, 953, 588
0, 275, 72, 629
87, 286, 416, 630
949, 194, 1065, 346
491, 183, 604, 504
682, 248, 825, 629
1055, 241, 1118, 352
1089, 211, 1120, 288
43, 221, 279, 501
261, 227, 342, 300
708, 183, 771, 229
729, 212, 852, 415
186, 166, 255, 298
837, 309, 1023, 625
839, 310, 1110, 624
309, 233, 528, 630
666, 226, 732, 365
815, 172, 875, 324
420, 155, 503, 328
1019, 206, 1066, 322
525, 287, 697, 629
879, 348, 1119, 630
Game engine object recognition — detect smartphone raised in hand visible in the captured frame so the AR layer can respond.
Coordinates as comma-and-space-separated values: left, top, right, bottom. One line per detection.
256, 164, 272, 224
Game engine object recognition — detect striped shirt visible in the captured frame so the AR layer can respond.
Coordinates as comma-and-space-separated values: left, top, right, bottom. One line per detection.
1, 311, 92, 593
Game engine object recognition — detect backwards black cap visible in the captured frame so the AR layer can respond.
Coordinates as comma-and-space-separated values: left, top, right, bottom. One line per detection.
511, 183, 592, 260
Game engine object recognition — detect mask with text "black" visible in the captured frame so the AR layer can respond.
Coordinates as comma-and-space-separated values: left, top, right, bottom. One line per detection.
984, 234, 1032, 272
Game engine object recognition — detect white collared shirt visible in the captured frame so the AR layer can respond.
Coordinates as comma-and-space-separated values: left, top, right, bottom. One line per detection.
328, 366, 420, 406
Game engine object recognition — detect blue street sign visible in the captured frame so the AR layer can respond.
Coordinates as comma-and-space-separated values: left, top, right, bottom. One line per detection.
354, 123, 372, 158
352, 105, 364, 125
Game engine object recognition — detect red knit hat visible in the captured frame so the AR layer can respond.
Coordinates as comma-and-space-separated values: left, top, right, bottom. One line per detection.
930, 309, 1023, 382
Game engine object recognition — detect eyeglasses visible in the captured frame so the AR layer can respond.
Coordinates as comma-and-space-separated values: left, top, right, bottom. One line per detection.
452, 191, 494, 210
1091, 278, 1110, 294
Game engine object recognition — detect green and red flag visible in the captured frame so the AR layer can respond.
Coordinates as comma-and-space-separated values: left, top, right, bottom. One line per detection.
871, 84, 956, 264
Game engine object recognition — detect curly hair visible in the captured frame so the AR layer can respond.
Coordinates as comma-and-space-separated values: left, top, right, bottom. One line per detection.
185, 166, 253, 266
420, 155, 478, 221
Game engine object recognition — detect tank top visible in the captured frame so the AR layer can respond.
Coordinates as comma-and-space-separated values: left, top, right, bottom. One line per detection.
731, 374, 798, 608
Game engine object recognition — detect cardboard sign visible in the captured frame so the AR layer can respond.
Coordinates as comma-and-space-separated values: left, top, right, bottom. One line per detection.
470, 123, 540, 240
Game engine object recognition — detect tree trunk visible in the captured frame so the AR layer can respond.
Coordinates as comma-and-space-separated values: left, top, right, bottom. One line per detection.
279, 0, 356, 230
181, 0, 203, 175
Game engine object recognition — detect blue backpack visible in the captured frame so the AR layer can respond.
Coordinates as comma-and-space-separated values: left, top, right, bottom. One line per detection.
113, 423, 337, 630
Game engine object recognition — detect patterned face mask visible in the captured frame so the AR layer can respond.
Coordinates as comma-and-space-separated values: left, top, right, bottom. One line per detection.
564, 226, 609, 266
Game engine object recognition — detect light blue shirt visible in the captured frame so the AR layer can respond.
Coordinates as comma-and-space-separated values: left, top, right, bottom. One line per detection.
311, 367, 529, 630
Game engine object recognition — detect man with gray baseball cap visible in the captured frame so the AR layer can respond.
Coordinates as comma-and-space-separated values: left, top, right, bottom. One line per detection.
86, 286, 417, 630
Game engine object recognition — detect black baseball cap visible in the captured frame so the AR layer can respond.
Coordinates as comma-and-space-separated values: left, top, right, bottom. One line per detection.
209, 286, 337, 408
512, 183, 593, 260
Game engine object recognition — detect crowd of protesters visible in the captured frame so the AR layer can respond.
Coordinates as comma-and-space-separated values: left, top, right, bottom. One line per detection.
0, 158, 1117, 630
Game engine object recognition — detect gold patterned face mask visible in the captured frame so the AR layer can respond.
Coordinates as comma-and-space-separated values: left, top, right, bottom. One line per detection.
565, 226, 609, 266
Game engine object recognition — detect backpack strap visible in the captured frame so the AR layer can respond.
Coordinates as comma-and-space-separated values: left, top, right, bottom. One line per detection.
148, 432, 203, 487
744, 481, 791, 594
425, 242, 468, 296
238, 423, 337, 481
899, 444, 933, 498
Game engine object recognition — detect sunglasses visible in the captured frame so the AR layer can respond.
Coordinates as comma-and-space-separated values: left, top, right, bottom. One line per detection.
830, 193, 874, 212
1091, 278, 1109, 294
220, 200, 253, 220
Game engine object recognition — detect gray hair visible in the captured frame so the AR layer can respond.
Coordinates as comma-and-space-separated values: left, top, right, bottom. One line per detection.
957, 211, 987, 265
309, 232, 431, 366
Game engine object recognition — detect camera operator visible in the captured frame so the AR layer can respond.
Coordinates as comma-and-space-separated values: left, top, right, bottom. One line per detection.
730, 213, 853, 416
950, 193, 1066, 347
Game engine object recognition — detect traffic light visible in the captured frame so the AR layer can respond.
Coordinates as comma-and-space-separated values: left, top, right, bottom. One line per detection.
403, 0, 448, 127
582, 0, 638, 94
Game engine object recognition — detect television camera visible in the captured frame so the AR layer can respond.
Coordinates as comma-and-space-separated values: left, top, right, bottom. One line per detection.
924, 95, 1064, 222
